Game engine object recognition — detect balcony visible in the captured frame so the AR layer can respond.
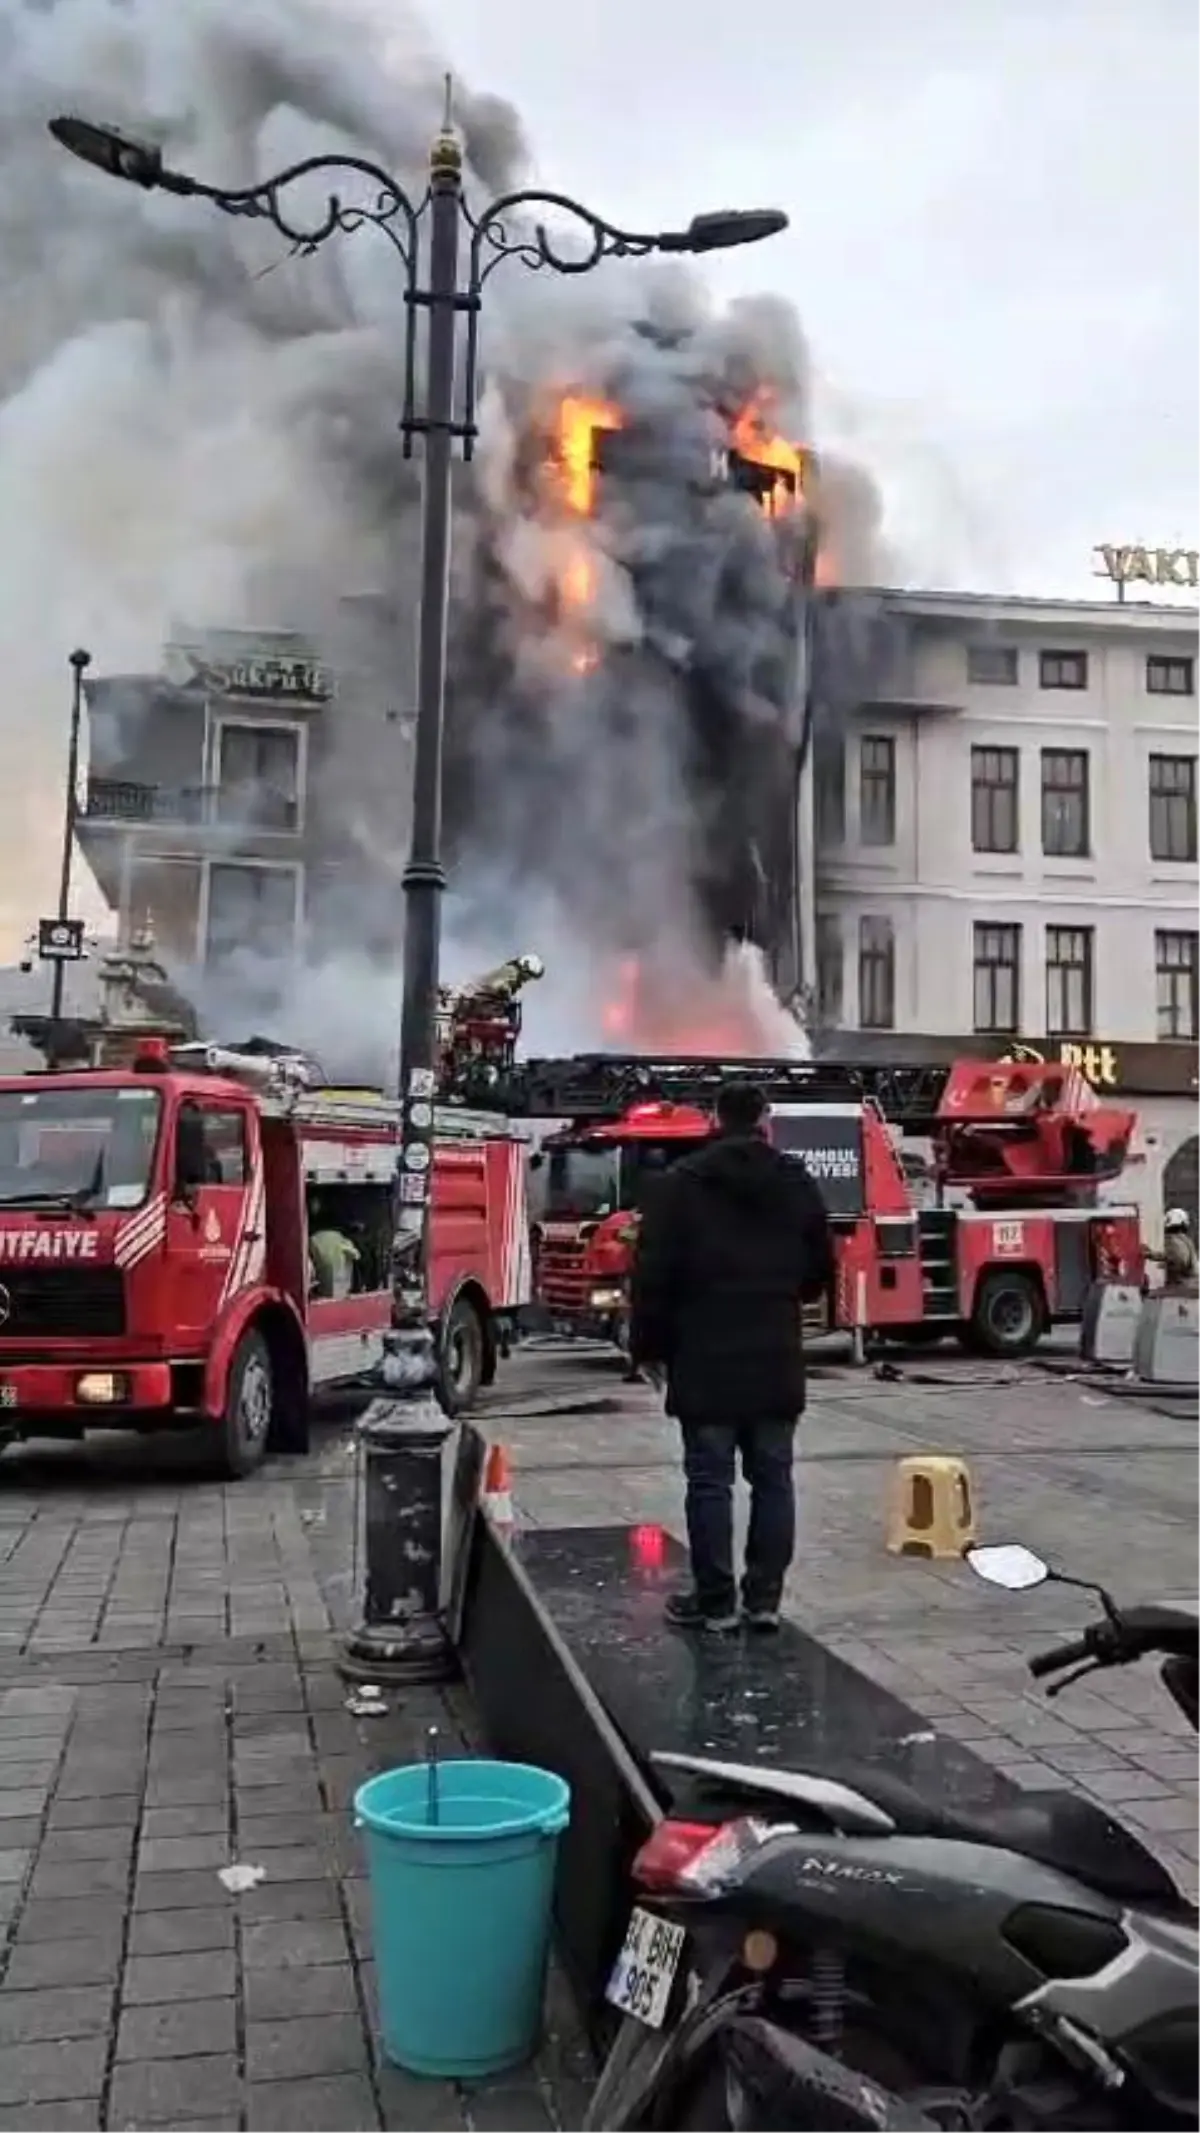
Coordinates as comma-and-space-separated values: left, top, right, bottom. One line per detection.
83, 777, 215, 825
83, 778, 299, 832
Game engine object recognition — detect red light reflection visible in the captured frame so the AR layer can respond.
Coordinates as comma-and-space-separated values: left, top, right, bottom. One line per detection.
630, 1523, 668, 1574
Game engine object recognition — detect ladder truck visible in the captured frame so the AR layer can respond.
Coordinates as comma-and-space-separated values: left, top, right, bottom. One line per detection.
494, 1050, 1144, 1360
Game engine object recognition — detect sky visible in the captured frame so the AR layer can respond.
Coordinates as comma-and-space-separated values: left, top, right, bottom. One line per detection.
436, 0, 1198, 600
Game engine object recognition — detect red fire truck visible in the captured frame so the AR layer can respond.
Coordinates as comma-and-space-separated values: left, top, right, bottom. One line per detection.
516, 1051, 1144, 1359
0, 1031, 532, 1476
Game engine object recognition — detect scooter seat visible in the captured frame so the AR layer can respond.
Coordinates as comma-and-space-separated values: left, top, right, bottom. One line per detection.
836, 1764, 1183, 1910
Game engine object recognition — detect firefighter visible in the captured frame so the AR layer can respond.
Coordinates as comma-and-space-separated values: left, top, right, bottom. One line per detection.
1147, 1208, 1198, 1292
308, 1201, 362, 1300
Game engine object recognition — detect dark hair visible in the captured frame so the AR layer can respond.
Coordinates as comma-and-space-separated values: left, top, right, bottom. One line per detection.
715, 1080, 767, 1134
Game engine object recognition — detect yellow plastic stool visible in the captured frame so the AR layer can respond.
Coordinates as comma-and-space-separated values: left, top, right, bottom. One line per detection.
887, 1456, 977, 1559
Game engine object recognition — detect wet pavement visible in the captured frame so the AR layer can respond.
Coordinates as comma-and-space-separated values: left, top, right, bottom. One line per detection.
495, 1338, 1199, 1896
0, 1338, 1194, 2127
0, 1422, 590, 2131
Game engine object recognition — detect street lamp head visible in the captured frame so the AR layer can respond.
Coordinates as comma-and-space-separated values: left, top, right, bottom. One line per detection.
69, 648, 93, 672
680, 208, 789, 254
49, 115, 168, 190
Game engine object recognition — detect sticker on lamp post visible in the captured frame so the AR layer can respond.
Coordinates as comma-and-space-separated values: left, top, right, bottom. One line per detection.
37, 918, 85, 961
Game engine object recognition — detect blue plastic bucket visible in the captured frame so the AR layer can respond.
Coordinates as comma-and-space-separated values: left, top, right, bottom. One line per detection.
354, 1758, 571, 2079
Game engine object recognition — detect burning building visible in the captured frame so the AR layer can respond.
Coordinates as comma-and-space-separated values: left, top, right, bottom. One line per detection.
443, 330, 826, 1052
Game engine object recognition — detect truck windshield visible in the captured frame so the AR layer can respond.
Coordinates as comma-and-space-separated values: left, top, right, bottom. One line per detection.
623, 1140, 697, 1212
0, 1086, 162, 1211
544, 1145, 621, 1219
770, 1110, 865, 1218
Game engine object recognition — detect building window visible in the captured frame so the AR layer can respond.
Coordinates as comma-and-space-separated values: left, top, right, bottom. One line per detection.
967, 644, 1018, 687
973, 923, 1021, 1033
215, 722, 301, 832
1146, 655, 1195, 697
1046, 926, 1094, 1037
1041, 749, 1090, 858
859, 736, 896, 846
815, 915, 843, 1024
1155, 931, 1198, 1041
858, 916, 895, 1029
1039, 649, 1088, 691
205, 863, 299, 965
1148, 754, 1197, 862
971, 746, 1019, 854
815, 737, 846, 846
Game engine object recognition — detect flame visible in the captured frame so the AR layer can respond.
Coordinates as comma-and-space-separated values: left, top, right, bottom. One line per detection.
730, 396, 809, 520
558, 394, 622, 517
599, 946, 808, 1060
552, 396, 621, 666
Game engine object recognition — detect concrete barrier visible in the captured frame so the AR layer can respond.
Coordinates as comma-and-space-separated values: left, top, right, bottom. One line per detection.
1081, 1282, 1142, 1368
1133, 1292, 1200, 1389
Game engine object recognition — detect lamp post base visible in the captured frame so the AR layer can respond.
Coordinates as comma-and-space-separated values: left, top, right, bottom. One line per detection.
338, 1616, 457, 1688
335, 1340, 458, 1690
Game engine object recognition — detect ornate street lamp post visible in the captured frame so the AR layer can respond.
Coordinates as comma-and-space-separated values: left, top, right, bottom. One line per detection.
50, 95, 788, 1681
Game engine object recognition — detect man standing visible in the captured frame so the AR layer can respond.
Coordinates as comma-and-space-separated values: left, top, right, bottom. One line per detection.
629, 1079, 833, 1633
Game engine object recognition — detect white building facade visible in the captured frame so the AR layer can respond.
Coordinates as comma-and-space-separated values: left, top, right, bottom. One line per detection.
805, 588, 1199, 1236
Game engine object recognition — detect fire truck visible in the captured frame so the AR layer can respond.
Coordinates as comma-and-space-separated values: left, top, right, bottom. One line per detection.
0, 963, 542, 1476
511, 1051, 1144, 1359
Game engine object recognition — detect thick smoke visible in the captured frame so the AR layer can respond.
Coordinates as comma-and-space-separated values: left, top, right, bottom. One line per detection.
0, 0, 889, 1068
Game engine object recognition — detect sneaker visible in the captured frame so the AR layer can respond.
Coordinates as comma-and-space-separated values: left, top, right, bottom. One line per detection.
742, 1604, 782, 1633
664, 1590, 740, 1634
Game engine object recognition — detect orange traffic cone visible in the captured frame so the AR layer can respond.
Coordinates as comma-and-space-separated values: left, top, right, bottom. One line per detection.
481, 1442, 514, 1530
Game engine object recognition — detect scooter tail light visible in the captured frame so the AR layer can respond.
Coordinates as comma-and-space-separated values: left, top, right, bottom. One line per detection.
632, 1816, 783, 1894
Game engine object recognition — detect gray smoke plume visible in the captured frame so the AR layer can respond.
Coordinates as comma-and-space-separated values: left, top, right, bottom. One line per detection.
0, 0, 890, 1068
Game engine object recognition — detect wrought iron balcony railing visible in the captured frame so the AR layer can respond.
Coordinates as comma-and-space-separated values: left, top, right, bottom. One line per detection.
83, 777, 299, 832
84, 777, 215, 824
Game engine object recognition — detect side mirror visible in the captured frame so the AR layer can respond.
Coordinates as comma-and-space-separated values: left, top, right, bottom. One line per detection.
529, 1152, 544, 1172
965, 1543, 1049, 1592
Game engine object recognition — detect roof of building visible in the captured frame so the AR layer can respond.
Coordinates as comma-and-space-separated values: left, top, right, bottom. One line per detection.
868, 585, 1198, 633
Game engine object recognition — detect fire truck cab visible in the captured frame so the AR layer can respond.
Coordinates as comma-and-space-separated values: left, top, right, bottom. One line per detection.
510, 1052, 1144, 1359
0, 1036, 532, 1475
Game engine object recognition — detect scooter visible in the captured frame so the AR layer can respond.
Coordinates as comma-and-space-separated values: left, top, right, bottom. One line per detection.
586, 1544, 1198, 2130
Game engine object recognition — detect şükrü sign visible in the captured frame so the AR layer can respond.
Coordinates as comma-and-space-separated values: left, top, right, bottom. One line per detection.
1094, 544, 1198, 591
170, 642, 332, 703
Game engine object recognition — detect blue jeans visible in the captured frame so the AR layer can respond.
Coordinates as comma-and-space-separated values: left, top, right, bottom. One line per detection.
680, 1418, 797, 1615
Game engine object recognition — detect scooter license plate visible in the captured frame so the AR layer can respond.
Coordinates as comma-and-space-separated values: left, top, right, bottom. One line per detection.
0, 1384, 16, 1409
605, 1905, 687, 2030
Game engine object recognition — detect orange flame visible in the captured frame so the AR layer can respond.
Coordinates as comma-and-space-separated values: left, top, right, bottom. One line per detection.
553, 395, 620, 659
558, 394, 622, 517
599, 954, 790, 1058
730, 397, 809, 521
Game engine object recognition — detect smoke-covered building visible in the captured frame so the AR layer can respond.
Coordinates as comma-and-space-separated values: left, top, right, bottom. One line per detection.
445, 387, 821, 1010
77, 383, 824, 1050
77, 606, 416, 984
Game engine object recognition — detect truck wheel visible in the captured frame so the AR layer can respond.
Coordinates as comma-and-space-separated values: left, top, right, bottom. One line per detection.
438, 1296, 484, 1416
218, 1329, 273, 1478
970, 1271, 1044, 1357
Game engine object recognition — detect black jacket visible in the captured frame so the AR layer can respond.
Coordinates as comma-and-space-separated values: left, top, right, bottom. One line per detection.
628, 1131, 834, 1424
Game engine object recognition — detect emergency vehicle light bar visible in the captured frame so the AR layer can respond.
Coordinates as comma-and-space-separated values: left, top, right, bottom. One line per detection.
491, 1052, 953, 1124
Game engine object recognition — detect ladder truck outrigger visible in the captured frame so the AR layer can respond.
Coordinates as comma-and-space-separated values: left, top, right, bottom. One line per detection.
0, 955, 544, 1476
496, 1049, 1145, 1360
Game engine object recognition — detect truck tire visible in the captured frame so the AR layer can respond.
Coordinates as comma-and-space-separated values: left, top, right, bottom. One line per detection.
969, 1270, 1045, 1357
438, 1295, 484, 1416
217, 1328, 273, 1479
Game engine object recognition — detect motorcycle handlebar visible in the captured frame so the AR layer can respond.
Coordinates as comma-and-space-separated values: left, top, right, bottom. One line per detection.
1029, 1635, 1093, 1679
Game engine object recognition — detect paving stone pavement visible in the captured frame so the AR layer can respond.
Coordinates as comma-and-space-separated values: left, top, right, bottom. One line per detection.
0, 1344, 1194, 2128
0, 1425, 592, 2132
495, 1340, 1200, 1896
